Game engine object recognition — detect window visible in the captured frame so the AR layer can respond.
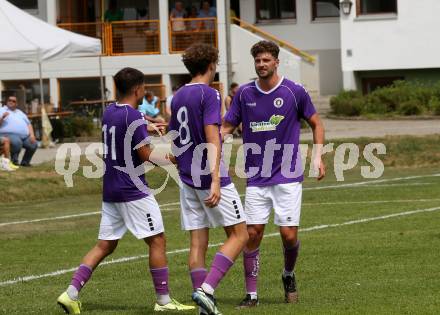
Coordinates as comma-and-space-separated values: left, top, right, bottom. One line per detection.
312, 0, 339, 19
8, 0, 38, 10
361, 77, 403, 94
256, 0, 296, 21
357, 0, 397, 15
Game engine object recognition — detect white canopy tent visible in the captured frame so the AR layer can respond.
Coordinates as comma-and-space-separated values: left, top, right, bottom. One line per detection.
0, 0, 103, 106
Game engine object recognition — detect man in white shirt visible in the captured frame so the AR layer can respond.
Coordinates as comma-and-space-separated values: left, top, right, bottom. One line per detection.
0, 95, 38, 166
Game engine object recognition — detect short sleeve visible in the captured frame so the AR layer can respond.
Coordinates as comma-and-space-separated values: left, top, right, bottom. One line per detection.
202, 87, 221, 126
128, 110, 149, 146
297, 87, 316, 120
224, 88, 242, 126
19, 110, 30, 124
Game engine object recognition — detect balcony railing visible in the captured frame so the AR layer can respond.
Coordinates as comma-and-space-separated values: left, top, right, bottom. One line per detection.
59, 18, 217, 55
231, 17, 315, 64
169, 18, 218, 53
58, 20, 160, 56
110, 20, 160, 55
58, 22, 107, 54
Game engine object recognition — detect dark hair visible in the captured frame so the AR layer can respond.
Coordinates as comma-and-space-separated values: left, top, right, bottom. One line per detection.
182, 43, 219, 77
172, 86, 178, 92
114, 67, 144, 98
250, 40, 280, 59
230, 82, 239, 89
201, 0, 211, 9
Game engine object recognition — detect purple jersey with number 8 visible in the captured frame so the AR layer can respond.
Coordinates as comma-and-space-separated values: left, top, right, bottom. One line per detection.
168, 83, 231, 189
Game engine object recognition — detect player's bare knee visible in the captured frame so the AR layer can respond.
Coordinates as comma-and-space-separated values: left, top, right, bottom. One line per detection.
97, 240, 117, 255
228, 223, 249, 244
281, 232, 297, 247
240, 229, 250, 245
247, 226, 264, 243
145, 232, 166, 249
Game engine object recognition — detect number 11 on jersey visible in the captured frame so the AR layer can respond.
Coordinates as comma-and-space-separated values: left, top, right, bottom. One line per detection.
102, 124, 116, 160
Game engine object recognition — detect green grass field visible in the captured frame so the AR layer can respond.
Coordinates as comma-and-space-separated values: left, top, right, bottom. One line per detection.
1, 136, 440, 314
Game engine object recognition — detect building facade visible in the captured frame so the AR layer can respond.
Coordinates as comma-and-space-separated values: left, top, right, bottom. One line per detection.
1, 0, 230, 110
1, 0, 440, 110
340, 0, 440, 93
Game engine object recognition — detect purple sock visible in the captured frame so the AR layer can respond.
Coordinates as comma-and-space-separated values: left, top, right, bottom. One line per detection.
150, 267, 169, 295
284, 241, 300, 272
243, 248, 260, 294
203, 253, 234, 293
70, 264, 93, 292
190, 268, 207, 290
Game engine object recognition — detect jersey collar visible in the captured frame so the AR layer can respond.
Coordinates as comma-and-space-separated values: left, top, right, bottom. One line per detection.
254, 76, 285, 95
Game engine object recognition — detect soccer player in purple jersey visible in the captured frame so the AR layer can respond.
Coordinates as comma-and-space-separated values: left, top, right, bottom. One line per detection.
56, 68, 194, 314
168, 43, 249, 315
222, 41, 326, 307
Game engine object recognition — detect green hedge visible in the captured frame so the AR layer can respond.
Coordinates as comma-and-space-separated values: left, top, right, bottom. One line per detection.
330, 81, 440, 117
63, 116, 96, 138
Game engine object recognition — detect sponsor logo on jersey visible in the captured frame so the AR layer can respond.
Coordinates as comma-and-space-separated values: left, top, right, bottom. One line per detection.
274, 97, 284, 108
250, 114, 285, 132
246, 102, 257, 107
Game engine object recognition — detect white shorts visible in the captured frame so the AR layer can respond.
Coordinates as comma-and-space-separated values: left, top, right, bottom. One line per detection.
245, 182, 302, 226
98, 195, 164, 240
180, 183, 246, 230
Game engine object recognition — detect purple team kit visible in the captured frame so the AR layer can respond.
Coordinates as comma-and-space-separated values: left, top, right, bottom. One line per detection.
102, 78, 316, 192
225, 77, 316, 185
168, 83, 231, 189
102, 103, 150, 201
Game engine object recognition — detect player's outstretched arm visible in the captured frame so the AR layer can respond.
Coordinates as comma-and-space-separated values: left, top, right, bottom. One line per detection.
136, 144, 175, 166
307, 113, 326, 181
204, 124, 221, 208
220, 121, 236, 142
147, 122, 167, 135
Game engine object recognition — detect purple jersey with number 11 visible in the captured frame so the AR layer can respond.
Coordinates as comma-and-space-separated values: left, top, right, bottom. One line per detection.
102, 103, 149, 202
224, 77, 317, 187
168, 83, 231, 189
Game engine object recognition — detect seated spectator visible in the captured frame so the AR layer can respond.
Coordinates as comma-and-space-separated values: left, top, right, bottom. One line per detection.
139, 91, 165, 123
0, 96, 38, 166
170, 1, 187, 31
0, 136, 18, 171
198, 1, 216, 29
165, 86, 178, 117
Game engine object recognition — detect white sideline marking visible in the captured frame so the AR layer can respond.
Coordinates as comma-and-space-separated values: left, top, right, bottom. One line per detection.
302, 198, 440, 206
1, 172, 439, 227
302, 173, 440, 191
0, 212, 101, 227
2, 197, 440, 227
0, 205, 183, 227
1, 205, 439, 287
